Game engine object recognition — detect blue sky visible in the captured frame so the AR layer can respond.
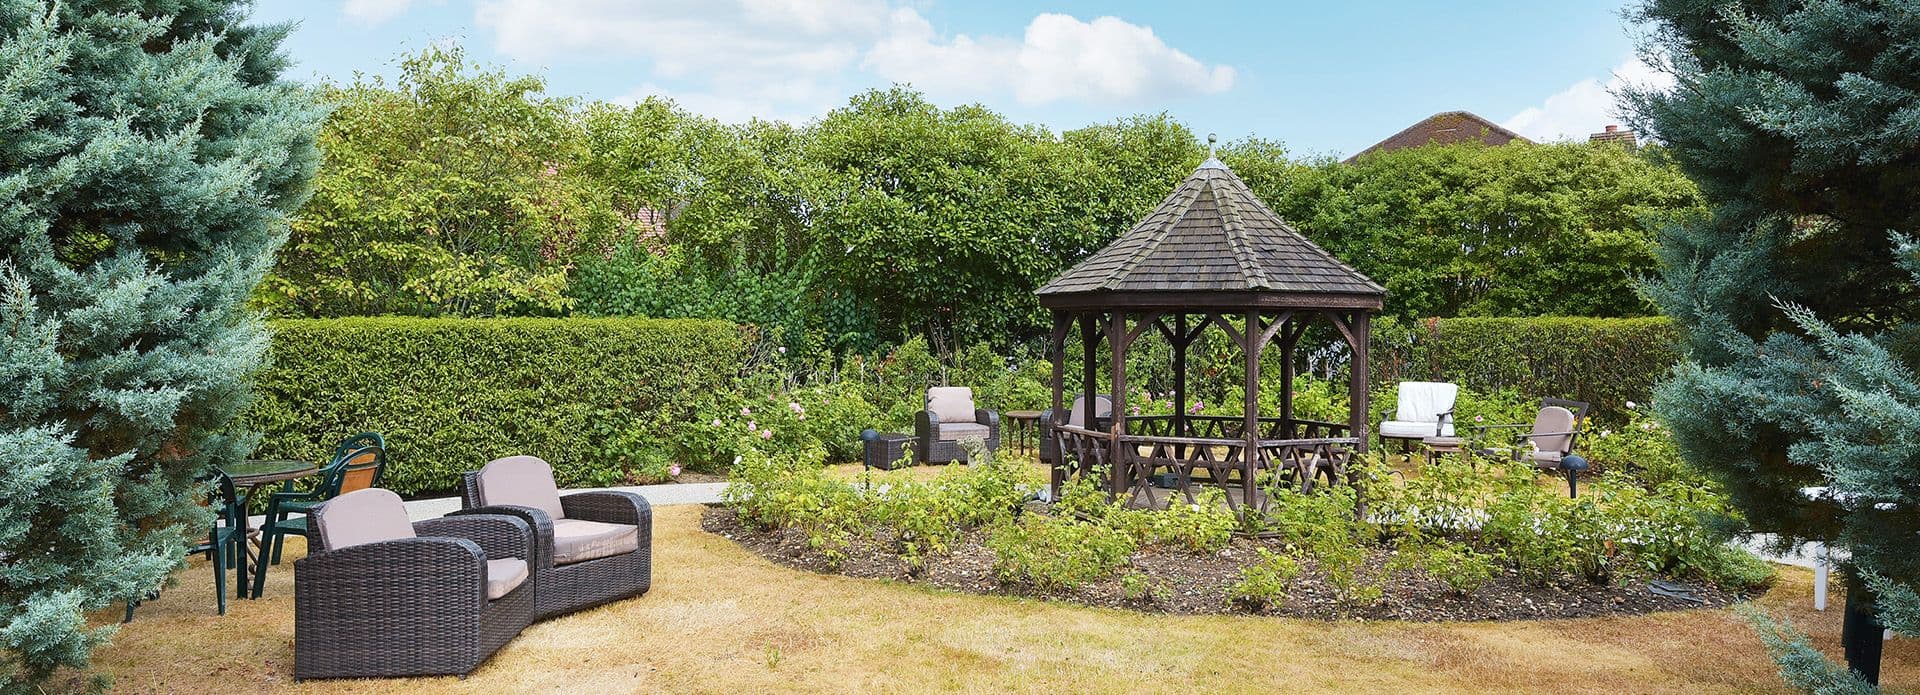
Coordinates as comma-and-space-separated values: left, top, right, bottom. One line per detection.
252, 1, 1667, 158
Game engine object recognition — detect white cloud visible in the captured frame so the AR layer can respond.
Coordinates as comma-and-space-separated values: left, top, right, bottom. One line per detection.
1502, 56, 1675, 142
343, 0, 417, 25
866, 11, 1235, 105
472, 1, 1235, 122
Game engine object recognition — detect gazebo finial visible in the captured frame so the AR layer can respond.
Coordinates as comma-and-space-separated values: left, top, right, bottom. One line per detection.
1198, 132, 1226, 171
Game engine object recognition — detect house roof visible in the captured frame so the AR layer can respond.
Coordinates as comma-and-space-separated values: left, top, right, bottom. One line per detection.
1035, 157, 1384, 310
1344, 111, 1530, 163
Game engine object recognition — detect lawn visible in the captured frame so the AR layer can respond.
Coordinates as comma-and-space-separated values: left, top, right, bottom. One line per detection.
94, 503, 1919, 694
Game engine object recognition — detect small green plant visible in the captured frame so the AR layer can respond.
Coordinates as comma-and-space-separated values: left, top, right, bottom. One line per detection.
1229, 549, 1301, 611
1389, 537, 1496, 594
985, 515, 1138, 591
1149, 489, 1237, 554
1118, 571, 1172, 605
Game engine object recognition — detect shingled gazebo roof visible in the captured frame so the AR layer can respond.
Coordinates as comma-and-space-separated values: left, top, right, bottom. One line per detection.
1036, 158, 1384, 311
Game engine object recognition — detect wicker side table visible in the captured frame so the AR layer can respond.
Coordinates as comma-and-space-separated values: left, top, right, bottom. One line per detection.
863, 432, 914, 470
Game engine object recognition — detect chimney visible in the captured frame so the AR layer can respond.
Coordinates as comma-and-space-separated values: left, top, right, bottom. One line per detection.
1589, 124, 1637, 147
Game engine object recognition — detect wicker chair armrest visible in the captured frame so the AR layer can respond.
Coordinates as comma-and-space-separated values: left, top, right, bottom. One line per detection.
561, 491, 653, 529
297, 536, 488, 600
449, 505, 554, 569
413, 513, 531, 564
975, 408, 999, 429
915, 409, 939, 440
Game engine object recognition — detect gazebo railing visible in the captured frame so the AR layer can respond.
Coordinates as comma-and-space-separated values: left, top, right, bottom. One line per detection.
1051, 422, 1358, 510
1128, 415, 1350, 441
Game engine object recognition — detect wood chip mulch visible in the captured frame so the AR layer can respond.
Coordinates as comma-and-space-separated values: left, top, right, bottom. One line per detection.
700, 505, 1759, 622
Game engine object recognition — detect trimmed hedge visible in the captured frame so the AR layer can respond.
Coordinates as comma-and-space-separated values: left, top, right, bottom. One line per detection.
245, 317, 743, 496
1373, 317, 1681, 421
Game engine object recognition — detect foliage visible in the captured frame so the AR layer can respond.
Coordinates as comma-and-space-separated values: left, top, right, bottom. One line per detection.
985, 515, 1138, 592
1390, 537, 1497, 594
1228, 549, 1302, 610
0, 0, 323, 688
1258, 141, 1704, 321
245, 318, 742, 495
265, 46, 616, 318
1374, 316, 1682, 421
1260, 485, 1384, 606
1627, 0, 1920, 684
1148, 490, 1237, 554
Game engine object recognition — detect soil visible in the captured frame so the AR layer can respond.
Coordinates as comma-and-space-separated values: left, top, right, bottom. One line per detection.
670, 471, 727, 484
700, 504, 1756, 622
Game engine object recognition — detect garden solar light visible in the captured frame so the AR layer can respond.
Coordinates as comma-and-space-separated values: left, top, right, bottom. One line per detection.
1560, 454, 1590, 498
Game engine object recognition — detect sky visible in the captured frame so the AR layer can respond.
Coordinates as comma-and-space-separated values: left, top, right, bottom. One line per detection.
252, 0, 1674, 158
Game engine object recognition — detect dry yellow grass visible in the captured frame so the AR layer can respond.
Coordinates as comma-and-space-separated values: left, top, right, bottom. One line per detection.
93, 504, 1918, 694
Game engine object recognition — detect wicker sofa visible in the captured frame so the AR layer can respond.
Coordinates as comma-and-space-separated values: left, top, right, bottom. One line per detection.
294, 488, 534, 680
913, 386, 1001, 464
458, 456, 652, 620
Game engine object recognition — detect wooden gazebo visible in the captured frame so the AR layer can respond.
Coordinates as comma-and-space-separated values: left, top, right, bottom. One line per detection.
1037, 154, 1385, 509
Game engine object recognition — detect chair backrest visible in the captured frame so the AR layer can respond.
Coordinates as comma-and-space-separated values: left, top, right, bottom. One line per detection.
926, 387, 976, 423
210, 470, 245, 529
334, 434, 387, 495
1530, 406, 1578, 455
1066, 394, 1113, 428
474, 455, 567, 521
311, 488, 415, 552
1393, 382, 1458, 422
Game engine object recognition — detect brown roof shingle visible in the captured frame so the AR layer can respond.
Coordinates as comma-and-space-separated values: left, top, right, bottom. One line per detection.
1035, 159, 1384, 302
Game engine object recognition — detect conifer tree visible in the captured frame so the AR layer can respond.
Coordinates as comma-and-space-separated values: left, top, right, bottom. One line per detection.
1625, 0, 1920, 688
0, 1, 319, 688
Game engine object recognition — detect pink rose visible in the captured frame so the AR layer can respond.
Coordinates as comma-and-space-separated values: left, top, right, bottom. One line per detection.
669, 464, 682, 477
760, 429, 774, 439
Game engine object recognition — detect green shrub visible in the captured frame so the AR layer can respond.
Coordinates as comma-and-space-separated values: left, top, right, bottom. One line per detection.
1390, 537, 1497, 594
247, 317, 743, 495
1150, 490, 1237, 554
1229, 549, 1302, 610
1374, 316, 1681, 421
986, 515, 1138, 591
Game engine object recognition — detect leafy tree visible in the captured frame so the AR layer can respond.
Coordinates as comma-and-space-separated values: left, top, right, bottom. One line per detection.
0, 0, 320, 688
1626, 0, 1920, 687
264, 45, 617, 317
1259, 141, 1704, 320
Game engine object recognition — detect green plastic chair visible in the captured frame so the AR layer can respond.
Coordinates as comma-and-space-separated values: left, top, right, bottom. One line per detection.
249, 432, 387, 599
124, 469, 248, 621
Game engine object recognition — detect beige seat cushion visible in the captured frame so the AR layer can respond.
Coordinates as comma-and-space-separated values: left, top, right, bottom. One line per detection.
550, 518, 640, 565
938, 422, 992, 441
1528, 449, 1564, 468
315, 488, 416, 550
477, 455, 567, 521
485, 558, 529, 600
926, 387, 976, 423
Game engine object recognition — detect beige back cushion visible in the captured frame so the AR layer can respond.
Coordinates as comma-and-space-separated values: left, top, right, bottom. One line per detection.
316, 488, 416, 550
1066, 394, 1113, 427
927, 387, 976, 423
476, 456, 567, 520
1531, 406, 1577, 454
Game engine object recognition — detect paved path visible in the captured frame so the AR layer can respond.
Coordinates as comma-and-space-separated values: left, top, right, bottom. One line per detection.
249, 482, 729, 525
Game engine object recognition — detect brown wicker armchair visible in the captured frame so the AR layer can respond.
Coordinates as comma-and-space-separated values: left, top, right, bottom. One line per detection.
1038, 393, 1112, 465
914, 386, 1000, 464
294, 488, 533, 681
458, 456, 652, 621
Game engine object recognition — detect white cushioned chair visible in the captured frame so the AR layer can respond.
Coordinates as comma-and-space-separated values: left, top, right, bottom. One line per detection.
914, 386, 1000, 463
1378, 381, 1459, 448
458, 456, 652, 620
294, 488, 534, 680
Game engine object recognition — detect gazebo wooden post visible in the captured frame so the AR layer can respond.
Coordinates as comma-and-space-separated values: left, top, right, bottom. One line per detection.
1079, 311, 1100, 483
1107, 310, 1131, 500
1048, 310, 1069, 499
1279, 320, 1297, 436
1172, 313, 1189, 440
1346, 311, 1372, 516
1242, 311, 1263, 506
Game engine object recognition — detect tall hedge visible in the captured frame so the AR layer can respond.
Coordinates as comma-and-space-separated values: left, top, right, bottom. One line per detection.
246, 318, 742, 495
1374, 317, 1681, 420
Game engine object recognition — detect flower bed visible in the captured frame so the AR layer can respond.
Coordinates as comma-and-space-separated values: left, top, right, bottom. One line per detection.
710, 434, 1774, 622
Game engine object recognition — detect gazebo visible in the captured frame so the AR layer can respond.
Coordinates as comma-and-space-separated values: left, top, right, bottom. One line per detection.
1036, 153, 1385, 510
